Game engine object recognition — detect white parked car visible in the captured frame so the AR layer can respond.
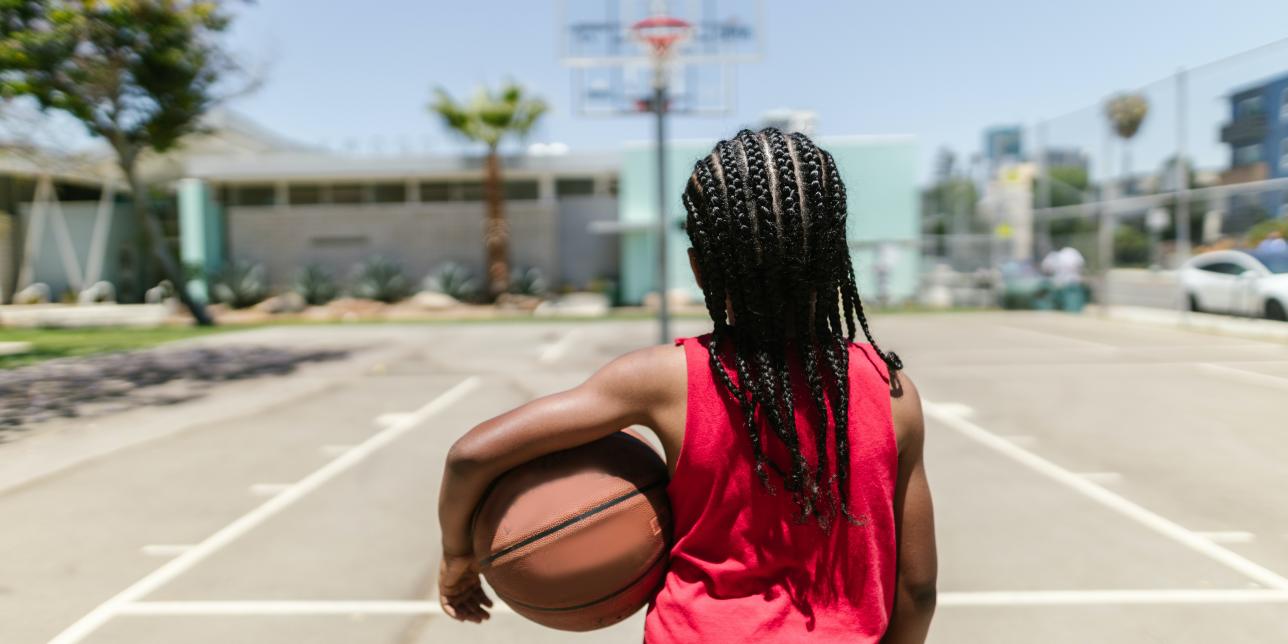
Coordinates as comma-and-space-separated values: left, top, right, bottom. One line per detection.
1180, 249, 1288, 321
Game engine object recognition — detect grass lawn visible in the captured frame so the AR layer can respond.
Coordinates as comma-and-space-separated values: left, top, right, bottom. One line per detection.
0, 326, 233, 369
0, 305, 985, 369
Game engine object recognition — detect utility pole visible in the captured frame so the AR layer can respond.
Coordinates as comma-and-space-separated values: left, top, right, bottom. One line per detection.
653, 79, 670, 345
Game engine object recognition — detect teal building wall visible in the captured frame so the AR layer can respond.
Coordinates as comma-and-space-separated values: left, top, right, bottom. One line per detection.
618, 135, 919, 305
177, 178, 225, 303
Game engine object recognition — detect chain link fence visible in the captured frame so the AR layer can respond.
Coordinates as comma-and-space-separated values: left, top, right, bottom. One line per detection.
921, 37, 1288, 310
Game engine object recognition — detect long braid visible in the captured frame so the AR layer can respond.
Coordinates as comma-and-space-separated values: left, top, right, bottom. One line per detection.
789, 132, 841, 525
720, 137, 807, 504
692, 155, 776, 489
680, 128, 902, 528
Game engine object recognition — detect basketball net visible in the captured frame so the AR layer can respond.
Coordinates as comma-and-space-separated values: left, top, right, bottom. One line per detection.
630, 15, 693, 90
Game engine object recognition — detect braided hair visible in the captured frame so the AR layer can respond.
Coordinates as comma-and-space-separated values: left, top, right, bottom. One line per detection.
682, 128, 902, 528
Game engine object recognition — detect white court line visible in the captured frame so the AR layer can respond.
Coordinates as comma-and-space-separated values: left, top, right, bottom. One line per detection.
374, 412, 414, 427
1002, 435, 1038, 448
539, 330, 580, 364
923, 401, 1288, 591
50, 377, 482, 644
997, 325, 1117, 351
1197, 363, 1288, 392
139, 545, 193, 557
248, 483, 290, 497
115, 590, 1288, 615
938, 589, 1288, 606
1199, 531, 1257, 544
118, 600, 513, 616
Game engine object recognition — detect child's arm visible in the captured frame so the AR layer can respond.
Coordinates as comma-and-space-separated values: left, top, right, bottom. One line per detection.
883, 372, 938, 643
437, 344, 684, 622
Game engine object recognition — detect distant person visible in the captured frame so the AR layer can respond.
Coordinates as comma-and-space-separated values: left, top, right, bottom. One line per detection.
1041, 246, 1086, 312
438, 129, 937, 643
1256, 230, 1288, 253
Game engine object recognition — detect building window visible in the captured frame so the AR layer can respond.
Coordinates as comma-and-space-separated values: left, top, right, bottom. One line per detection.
556, 177, 596, 198
288, 184, 323, 205
1282, 88, 1288, 121
233, 184, 276, 207
458, 181, 485, 201
1237, 95, 1264, 118
331, 183, 365, 204
420, 182, 452, 202
372, 183, 407, 204
310, 235, 369, 249
504, 179, 539, 200
1281, 139, 1288, 172
1234, 143, 1261, 166
56, 183, 101, 201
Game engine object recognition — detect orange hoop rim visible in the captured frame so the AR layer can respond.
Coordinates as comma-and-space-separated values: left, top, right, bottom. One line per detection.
630, 15, 693, 60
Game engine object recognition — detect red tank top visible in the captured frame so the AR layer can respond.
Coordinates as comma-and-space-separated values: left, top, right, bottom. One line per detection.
644, 334, 898, 643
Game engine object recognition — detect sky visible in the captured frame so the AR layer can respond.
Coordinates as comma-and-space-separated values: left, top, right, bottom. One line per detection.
220, 1, 1288, 183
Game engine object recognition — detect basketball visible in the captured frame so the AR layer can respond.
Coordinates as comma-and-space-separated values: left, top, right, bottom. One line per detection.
471, 430, 672, 631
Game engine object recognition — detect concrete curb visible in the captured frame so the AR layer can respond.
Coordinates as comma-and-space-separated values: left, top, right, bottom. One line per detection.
1092, 305, 1288, 343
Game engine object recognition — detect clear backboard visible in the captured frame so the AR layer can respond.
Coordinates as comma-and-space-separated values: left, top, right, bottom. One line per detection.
558, 0, 763, 115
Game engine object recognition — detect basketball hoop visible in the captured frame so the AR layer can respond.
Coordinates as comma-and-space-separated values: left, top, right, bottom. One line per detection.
630, 15, 693, 63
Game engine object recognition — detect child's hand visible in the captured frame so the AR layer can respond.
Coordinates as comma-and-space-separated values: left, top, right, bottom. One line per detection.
438, 553, 493, 623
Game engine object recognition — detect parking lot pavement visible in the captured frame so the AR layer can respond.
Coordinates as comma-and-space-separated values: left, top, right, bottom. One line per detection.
3, 313, 1287, 643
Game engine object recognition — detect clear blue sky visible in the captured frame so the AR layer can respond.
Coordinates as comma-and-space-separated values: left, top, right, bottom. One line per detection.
223, 1, 1288, 182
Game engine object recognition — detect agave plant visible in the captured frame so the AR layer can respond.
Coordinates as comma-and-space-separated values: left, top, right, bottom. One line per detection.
424, 261, 480, 301
508, 266, 548, 296
352, 256, 412, 303
211, 260, 268, 309
294, 264, 339, 305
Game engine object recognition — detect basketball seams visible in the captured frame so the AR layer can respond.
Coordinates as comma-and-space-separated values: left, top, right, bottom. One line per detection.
479, 479, 669, 569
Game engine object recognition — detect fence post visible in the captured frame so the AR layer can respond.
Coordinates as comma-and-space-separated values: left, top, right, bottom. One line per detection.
1036, 121, 1051, 258
1097, 125, 1115, 309
1174, 67, 1191, 264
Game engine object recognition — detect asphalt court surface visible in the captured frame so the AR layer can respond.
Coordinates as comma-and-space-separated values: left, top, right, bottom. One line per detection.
3, 312, 1288, 642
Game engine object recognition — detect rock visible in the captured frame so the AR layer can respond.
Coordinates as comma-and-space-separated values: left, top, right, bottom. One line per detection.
534, 292, 610, 318
14, 283, 51, 304
144, 281, 174, 304
408, 290, 460, 311
495, 293, 542, 311
78, 281, 117, 304
254, 292, 307, 314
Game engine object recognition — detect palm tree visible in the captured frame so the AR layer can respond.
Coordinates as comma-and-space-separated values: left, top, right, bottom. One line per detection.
430, 83, 548, 299
1104, 93, 1149, 191
1100, 92, 1149, 270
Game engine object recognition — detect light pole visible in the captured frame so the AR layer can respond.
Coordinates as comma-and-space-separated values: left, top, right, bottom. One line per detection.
652, 74, 670, 344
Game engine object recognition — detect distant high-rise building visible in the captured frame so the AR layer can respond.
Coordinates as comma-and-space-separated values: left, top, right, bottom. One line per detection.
1219, 72, 1288, 221
983, 125, 1023, 166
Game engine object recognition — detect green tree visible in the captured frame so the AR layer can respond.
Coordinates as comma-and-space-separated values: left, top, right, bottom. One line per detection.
430, 82, 547, 299
0, 0, 242, 325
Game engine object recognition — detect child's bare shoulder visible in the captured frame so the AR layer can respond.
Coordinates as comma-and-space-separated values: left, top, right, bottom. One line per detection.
889, 370, 925, 458
594, 343, 686, 398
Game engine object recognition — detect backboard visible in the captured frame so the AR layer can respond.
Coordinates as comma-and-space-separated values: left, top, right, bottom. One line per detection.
558, 0, 763, 115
